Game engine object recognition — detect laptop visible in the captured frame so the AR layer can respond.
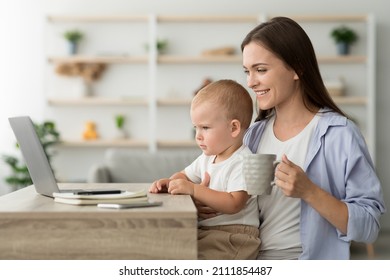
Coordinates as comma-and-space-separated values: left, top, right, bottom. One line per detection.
8, 116, 121, 198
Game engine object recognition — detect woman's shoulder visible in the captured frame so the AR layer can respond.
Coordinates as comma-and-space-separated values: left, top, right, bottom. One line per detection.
247, 118, 268, 131
318, 111, 362, 138
316, 111, 367, 153
244, 119, 269, 150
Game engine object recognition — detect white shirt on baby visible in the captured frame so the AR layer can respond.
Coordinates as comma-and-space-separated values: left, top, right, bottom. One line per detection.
184, 145, 259, 228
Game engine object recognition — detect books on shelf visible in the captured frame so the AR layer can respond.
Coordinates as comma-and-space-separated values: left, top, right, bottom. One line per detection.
53, 189, 148, 205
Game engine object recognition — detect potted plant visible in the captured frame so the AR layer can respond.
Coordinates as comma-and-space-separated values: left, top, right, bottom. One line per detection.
144, 39, 168, 54
63, 29, 83, 55
2, 121, 60, 190
115, 114, 127, 139
156, 39, 168, 54
330, 25, 358, 55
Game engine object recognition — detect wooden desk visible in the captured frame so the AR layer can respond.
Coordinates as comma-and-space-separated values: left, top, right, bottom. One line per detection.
0, 183, 197, 260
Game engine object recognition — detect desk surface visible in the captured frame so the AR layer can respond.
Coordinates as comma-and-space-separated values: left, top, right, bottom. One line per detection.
0, 183, 196, 217
0, 183, 197, 259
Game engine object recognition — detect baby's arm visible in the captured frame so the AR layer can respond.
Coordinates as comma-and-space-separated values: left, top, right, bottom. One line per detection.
168, 180, 249, 214
148, 170, 188, 193
199, 188, 249, 214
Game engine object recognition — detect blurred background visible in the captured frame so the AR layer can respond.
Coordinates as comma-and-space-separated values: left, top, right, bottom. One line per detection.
0, 0, 389, 259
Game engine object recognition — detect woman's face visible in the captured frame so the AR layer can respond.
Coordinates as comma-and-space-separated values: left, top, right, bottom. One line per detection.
242, 41, 300, 111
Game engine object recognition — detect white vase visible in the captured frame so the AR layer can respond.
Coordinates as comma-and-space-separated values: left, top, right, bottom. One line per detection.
73, 78, 93, 97
115, 128, 127, 139
337, 42, 350, 55
68, 41, 78, 55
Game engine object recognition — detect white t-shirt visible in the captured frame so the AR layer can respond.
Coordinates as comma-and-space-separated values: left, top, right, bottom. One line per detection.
184, 145, 259, 228
257, 114, 319, 260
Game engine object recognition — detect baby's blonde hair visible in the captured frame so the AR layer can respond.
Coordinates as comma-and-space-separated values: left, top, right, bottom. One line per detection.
192, 79, 253, 129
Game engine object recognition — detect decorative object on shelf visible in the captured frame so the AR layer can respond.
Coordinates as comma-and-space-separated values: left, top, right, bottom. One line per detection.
330, 25, 358, 55
144, 38, 168, 54
82, 121, 99, 140
324, 77, 345, 96
55, 63, 106, 81
63, 29, 84, 55
55, 62, 106, 96
114, 114, 127, 139
201, 46, 235, 56
2, 121, 60, 190
74, 77, 93, 97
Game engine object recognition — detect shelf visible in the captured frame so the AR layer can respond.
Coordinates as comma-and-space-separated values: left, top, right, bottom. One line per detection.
47, 96, 367, 108
157, 140, 197, 148
156, 97, 366, 106
332, 96, 367, 105
158, 55, 242, 64
48, 55, 240, 64
275, 15, 368, 23
157, 15, 258, 23
57, 139, 149, 148
157, 98, 192, 106
47, 15, 149, 22
48, 97, 148, 106
47, 14, 369, 24
48, 55, 365, 65
57, 139, 197, 148
317, 55, 366, 64
48, 55, 148, 64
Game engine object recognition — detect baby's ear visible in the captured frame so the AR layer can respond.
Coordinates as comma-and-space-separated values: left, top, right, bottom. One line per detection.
231, 119, 241, 137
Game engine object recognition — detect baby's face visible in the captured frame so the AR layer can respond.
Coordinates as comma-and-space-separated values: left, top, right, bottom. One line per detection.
191, 102, 233, 157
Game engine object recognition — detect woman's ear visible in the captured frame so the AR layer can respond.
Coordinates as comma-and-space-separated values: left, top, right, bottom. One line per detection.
230, 119, 241, 137
293, 67, 303, 80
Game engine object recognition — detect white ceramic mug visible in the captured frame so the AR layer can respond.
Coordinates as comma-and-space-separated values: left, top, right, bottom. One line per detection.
242, 153, 279, 195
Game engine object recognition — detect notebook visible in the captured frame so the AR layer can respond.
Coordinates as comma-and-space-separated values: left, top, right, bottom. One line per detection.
8, 116, 122, 198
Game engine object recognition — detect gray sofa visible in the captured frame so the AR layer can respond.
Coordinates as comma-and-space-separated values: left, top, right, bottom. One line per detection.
87, 148, 201, 183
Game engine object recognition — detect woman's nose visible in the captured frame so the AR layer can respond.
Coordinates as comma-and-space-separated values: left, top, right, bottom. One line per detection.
247, 73, 257, 89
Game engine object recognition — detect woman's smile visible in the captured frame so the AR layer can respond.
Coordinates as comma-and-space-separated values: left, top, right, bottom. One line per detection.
255, 89, 270, 97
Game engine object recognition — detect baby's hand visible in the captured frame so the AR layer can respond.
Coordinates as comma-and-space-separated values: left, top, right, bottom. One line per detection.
168, 179, 194, 195
149, 178, 170, 193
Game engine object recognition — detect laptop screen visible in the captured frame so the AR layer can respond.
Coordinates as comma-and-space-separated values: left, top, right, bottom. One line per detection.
8, 116, 60, 197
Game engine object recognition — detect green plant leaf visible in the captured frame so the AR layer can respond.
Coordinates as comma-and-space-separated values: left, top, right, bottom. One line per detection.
63, 30, 83, 43
330, 26, 358, 44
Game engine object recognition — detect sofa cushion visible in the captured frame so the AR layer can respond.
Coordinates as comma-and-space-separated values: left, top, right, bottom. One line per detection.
102, 148, 201, 183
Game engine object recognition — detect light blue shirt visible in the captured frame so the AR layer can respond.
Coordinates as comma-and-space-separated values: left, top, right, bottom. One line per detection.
244, 109, 386, 259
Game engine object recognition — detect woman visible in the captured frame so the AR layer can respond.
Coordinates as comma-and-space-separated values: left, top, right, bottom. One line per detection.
240, 16, 386, 259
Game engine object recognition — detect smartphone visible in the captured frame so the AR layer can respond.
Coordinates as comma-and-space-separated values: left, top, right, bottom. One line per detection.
73, 189, 123, 195
97, 201, 163, 209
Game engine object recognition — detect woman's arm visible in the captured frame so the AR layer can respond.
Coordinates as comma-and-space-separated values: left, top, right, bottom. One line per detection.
301, 180, 348, 234
275, 154, 348, 234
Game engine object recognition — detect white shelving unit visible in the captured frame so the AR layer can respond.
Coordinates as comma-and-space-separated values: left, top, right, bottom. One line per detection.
284, 14, 376, 161
45, 13, 376, 160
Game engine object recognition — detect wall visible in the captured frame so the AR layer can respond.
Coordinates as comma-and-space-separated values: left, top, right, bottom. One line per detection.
0, 1, 45, 194
1, 0, 389, 230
